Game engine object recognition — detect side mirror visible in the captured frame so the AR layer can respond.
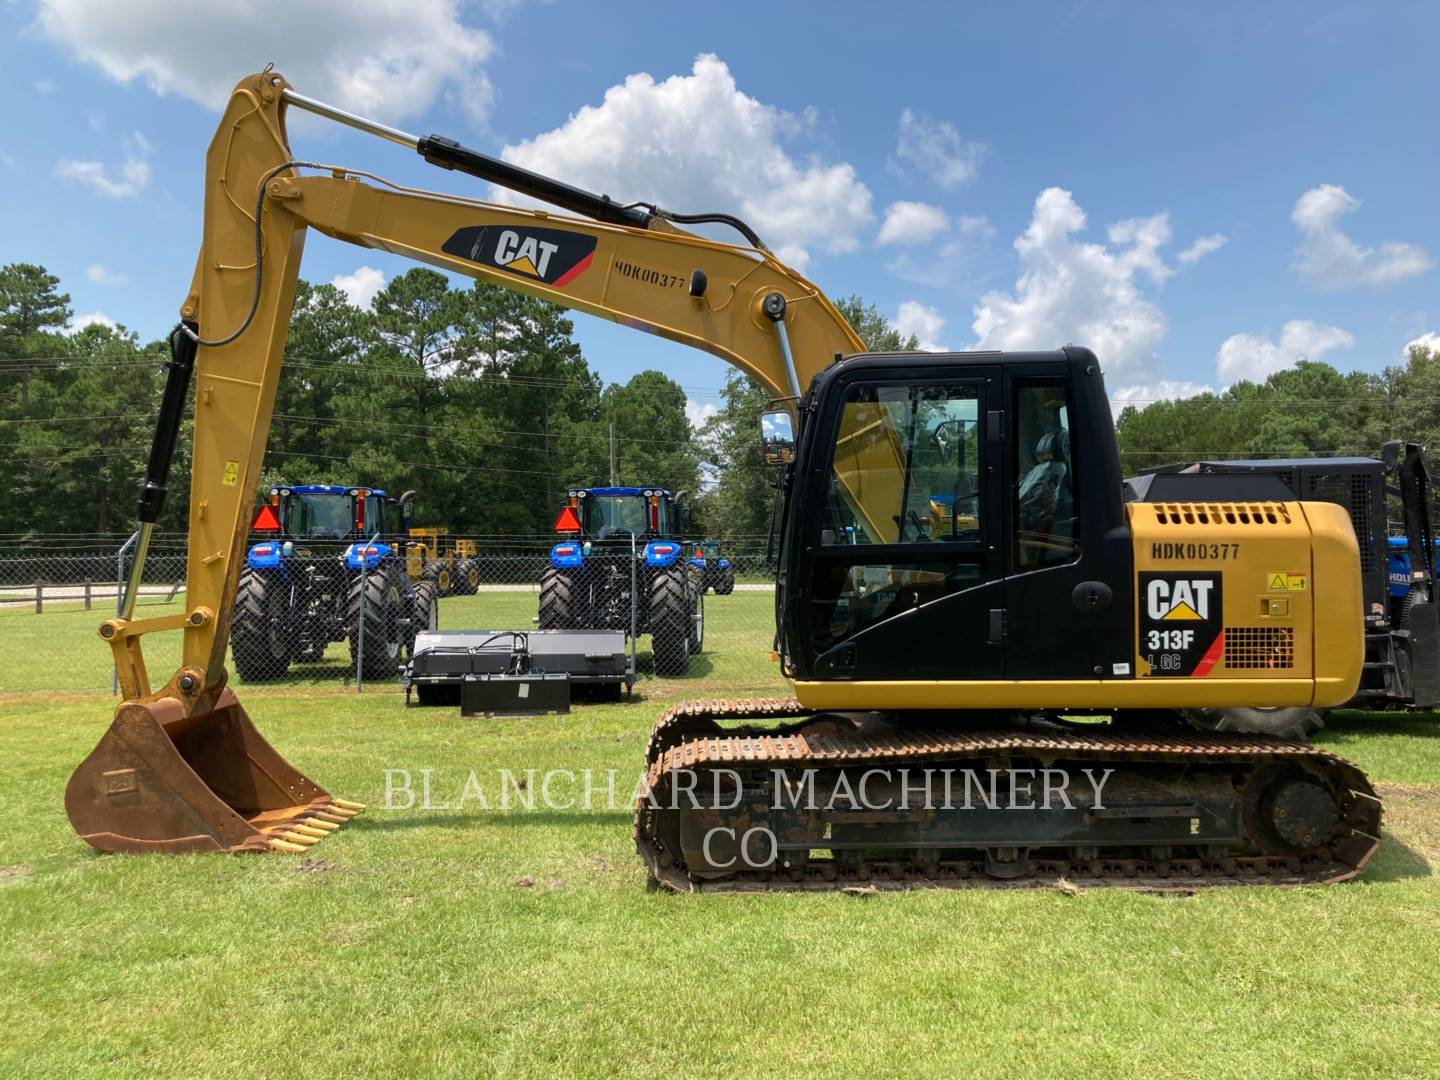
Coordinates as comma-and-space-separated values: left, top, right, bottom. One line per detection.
760, 409, 796, 465
398, 490, 416, 530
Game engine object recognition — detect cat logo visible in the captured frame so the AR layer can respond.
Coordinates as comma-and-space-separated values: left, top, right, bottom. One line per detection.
441, 225, 597, 288
1146, 577, 1215, 621
493, 231, 557, 278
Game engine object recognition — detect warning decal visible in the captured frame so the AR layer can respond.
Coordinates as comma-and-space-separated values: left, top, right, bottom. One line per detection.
1266, 571, 1308, 591
221, 460, 240, 487
1139, 572, 1224, 677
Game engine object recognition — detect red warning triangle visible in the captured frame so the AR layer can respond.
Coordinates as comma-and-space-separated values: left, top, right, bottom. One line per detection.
553, 506, 583, 533
251, 504, 283, 532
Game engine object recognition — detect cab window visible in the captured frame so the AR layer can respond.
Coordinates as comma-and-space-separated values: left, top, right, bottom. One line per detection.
820, 382, 982, 546
1014, 380, 1079, 567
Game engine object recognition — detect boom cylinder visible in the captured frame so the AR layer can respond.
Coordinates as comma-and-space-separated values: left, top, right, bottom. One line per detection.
414, 135, 654, 230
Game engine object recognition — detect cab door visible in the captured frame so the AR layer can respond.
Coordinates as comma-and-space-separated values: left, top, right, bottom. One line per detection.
794, 364, 1009, 681
1002, 366, 1134, 680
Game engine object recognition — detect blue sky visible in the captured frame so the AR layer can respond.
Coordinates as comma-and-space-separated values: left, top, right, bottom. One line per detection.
3, 1, 1436, 417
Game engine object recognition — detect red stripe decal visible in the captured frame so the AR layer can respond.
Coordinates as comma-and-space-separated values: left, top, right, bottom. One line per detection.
1192, 630, 1224, 677
552, 251, 594, 288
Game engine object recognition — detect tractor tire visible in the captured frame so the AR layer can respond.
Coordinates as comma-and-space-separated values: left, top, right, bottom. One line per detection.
649, 567, 692, 677
408, 578, 439, 655
231, 568, 293, 682
716, 568, 736, 596
457, 558, 481, 595
1182, 706, 1326, 742
538, 567, 579, 630
347, 564, 406, 681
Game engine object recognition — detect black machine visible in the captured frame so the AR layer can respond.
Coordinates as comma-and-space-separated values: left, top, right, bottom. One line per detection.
403, 629, 633, 713
1129, 441, 1440, 710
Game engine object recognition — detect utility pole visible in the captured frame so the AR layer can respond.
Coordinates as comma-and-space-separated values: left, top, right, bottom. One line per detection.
609, 422, 619, 485
543, 407, 553, 509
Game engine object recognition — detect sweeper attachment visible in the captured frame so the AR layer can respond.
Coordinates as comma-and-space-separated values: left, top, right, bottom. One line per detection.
404, 628, 633, 713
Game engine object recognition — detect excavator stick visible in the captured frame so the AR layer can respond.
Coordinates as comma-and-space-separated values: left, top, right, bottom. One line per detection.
66, 690, 363, 854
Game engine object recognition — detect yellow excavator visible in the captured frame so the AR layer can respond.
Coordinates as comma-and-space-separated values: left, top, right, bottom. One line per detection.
66, 70, 1381, 888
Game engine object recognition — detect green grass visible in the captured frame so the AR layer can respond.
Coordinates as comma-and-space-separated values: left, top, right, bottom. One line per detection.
2, 601, 1440, 1075
0, 587, 786, 695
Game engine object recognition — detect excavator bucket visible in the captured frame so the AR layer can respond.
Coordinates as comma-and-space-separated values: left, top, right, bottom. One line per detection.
65, 689, 362, 854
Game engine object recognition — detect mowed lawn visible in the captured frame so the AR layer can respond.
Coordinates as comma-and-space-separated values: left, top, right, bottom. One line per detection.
1, 592, 1440, 1075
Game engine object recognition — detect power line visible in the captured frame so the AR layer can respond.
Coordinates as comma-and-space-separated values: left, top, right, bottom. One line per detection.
2, 353, 733, 398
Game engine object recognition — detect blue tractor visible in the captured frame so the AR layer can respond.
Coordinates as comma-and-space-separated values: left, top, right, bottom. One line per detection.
538, 486, 703, 675
230, 484, 437, 682
688, 540, 736, 595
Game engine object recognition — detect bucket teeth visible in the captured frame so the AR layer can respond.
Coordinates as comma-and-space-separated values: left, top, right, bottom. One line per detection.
268, 838, 307, 854
278, 830, 320, 847
312, 811, 349, 824
323, 805, 359, 819
332, 799, 367, 812
289, 824, 329, 839
302, 818, 340, 832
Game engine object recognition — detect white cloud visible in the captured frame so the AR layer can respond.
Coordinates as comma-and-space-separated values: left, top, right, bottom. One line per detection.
331, 266, 385, 309
34, 79, 56, 94
1215, 319, 1354, 386
685, 399, 718, 430
1404, 332, 1440, 357
877, 201, 949, 246
1292, 184, 1433, 288
892, 108, 984, 188
894, 301, 948, 351
495, 55, 872, 269
1177, 233, 1227, 265
85, 264, 128, 285
971, 188, 1173, 384
34, 0, 495, 127
67, 311, 118, 334
54, 131, 152, 199
1110, 380, 1214, 407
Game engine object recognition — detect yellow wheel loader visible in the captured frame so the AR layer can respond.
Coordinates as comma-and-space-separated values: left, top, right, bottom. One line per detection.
404, 528, 480, 597
67, 70, 1381, 888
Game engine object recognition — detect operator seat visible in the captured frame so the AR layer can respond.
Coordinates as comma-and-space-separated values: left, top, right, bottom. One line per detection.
1017, 428, 1072, 540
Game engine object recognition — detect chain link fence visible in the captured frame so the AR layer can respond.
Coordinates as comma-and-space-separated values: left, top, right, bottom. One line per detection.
0, 535, 785, 700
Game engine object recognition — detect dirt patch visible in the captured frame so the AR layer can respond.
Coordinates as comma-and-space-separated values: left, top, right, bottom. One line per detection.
1377, 784, 1440, 866
0, 865, 32, 883
296, 858, 337, 875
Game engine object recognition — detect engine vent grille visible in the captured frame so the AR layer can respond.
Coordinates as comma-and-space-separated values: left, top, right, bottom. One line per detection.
1306, 471, 1376, 573
1224, 626, 1295, 669
1153, 503, 1292, 526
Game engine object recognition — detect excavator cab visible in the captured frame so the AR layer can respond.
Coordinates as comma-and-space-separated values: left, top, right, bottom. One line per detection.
780, 349, 1133, 684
